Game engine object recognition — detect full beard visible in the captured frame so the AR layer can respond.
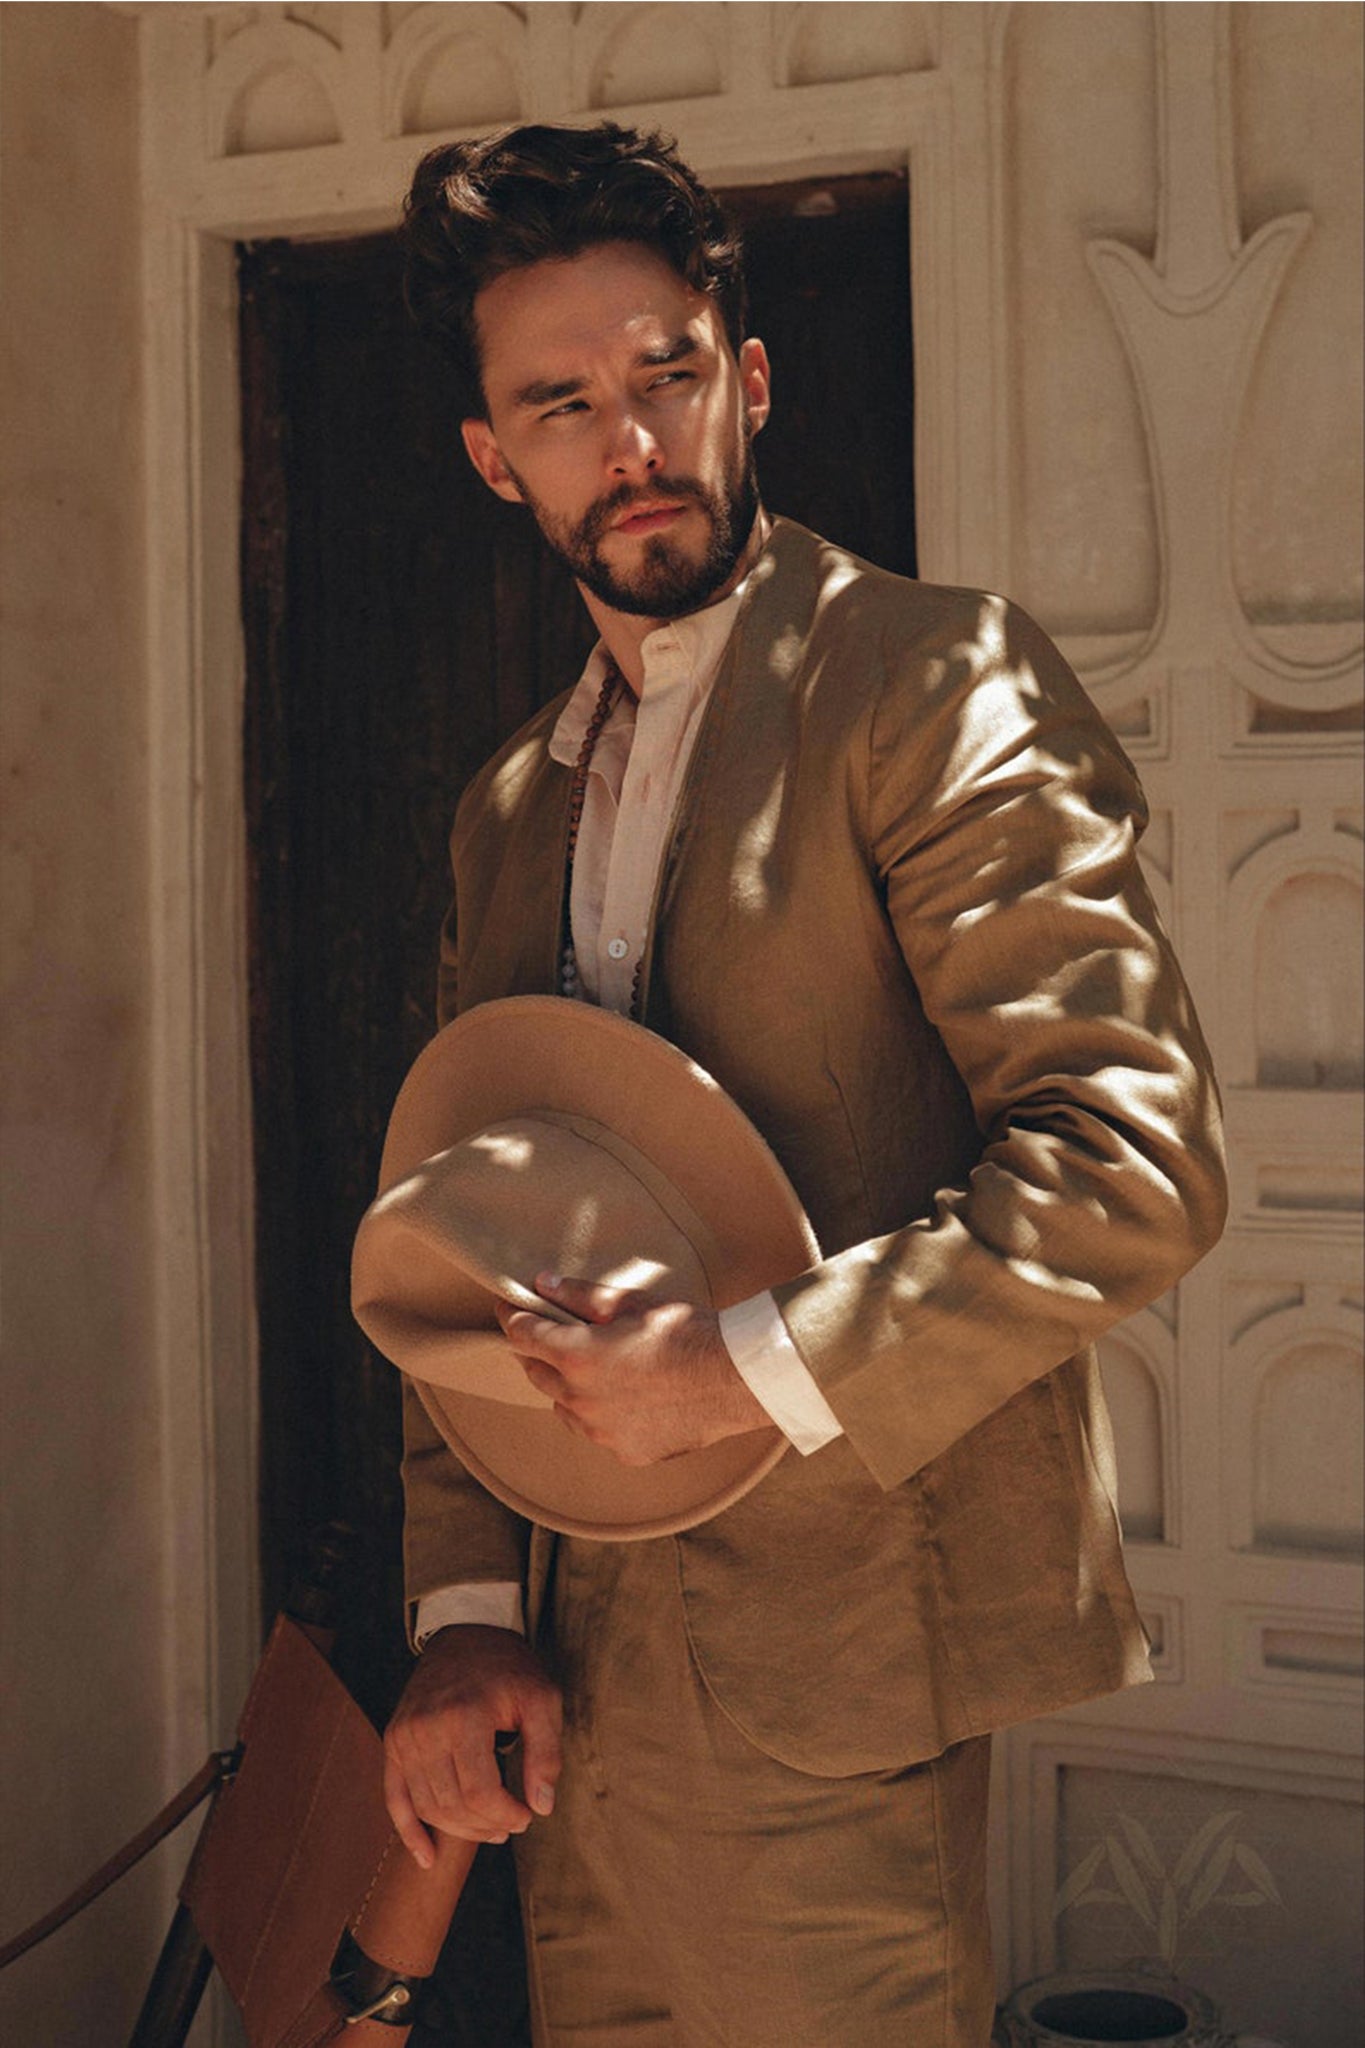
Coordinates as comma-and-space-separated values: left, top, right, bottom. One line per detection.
510, 436, 761, 619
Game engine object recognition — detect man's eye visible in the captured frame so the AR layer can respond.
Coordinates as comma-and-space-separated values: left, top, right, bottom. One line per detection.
543, 399, 588, 420
650, 370, 694, 390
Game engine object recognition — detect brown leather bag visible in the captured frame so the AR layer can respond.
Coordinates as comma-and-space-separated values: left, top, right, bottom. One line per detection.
181, 1616, 475, 2047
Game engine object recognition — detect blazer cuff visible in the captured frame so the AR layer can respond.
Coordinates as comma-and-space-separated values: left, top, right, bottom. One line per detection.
414, 1581, 526, 1649
720, 1291, 844, 1454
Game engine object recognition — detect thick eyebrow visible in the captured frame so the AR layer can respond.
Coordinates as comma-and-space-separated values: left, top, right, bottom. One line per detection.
512, 374, 586, 410
637, 334, 700, 369
511, 335, 701, 410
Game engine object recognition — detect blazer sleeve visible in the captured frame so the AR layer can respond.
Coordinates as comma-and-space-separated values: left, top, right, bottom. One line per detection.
397, 887, 534, 1631
400, 1377, 530, 1625
770, 596, 1227, 1491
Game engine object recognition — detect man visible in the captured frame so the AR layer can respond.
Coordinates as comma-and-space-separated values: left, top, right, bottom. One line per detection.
380, 123, 1225, 2046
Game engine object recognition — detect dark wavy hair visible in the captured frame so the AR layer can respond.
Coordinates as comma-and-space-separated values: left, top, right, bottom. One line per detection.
401, 122, 746, 416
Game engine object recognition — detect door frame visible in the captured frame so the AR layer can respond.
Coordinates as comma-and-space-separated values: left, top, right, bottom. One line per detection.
138, 18, 1002, 1911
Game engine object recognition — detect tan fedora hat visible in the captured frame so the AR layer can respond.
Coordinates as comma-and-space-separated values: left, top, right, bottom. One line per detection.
352, 996, 820, 1540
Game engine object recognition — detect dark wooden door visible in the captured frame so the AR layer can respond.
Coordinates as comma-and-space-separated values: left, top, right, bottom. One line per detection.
238, 170, 912, 2043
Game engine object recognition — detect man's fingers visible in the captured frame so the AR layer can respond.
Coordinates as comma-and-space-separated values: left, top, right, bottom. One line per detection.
450, 1732, 533, 1837
386, 1725, 527, 1845
384, 1754, 436, 1870
411, 1746, 463, 1823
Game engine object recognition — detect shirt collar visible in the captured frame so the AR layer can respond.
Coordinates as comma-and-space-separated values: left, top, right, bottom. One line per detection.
548, 574, 751, 765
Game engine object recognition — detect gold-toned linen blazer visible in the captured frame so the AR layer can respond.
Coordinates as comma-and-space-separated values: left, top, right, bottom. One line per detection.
400, 519, 1226, 1776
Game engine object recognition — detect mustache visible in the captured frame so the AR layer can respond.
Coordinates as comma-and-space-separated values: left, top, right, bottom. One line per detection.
579, 475, 713, 547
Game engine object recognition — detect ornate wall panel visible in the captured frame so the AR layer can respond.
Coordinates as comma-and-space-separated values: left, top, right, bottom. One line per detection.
989, 4, 1364, 2018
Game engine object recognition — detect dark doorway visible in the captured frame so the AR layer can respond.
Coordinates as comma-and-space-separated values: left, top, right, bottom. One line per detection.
239, 169, 913, 2042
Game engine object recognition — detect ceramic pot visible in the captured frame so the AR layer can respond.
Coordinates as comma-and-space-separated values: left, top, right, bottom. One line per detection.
995, 1969, 1236, 2046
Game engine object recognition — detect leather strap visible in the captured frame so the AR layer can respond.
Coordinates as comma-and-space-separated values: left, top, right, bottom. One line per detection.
0, 1750, 234, 1971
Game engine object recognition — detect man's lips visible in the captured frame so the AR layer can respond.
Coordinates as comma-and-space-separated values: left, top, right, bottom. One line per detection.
610, 502, 687, 536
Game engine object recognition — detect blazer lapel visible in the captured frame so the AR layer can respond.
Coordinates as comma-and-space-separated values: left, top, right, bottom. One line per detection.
637, 520, 816, 1019
457, 745, 573, 1011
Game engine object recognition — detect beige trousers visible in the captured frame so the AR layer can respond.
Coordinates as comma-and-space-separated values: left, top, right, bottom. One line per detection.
513, 1534, 995, 2048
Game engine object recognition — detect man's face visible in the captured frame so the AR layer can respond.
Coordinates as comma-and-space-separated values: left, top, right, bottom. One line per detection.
461, 241, 770, 619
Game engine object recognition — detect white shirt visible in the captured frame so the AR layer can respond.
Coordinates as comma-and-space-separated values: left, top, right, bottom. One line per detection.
415, 584, 841, 1647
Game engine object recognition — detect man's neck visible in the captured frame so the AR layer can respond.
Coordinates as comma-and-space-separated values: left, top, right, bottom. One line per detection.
579, 508, 771, 695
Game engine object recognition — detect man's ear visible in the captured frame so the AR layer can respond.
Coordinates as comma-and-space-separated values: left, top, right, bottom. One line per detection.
461, 417, 524, 504
738, 337, 772, 438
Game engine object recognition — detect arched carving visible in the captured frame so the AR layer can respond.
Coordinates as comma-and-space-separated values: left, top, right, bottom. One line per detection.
207, 18, 346, 158
1227, 1293, 1364, 1558
1254, 872, 1364, 1091
385, 5, 526, 137
579, 2, 724, 111
228, 64, 341, 156
1253, 1341, 1363, 1558
1222, 817, 1363, 1090
400, 35, 520, 133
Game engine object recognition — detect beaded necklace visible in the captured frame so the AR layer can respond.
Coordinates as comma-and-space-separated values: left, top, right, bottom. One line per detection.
559, 658, 644, 1018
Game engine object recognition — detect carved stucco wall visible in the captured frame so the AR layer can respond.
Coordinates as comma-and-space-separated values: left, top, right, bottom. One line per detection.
993, 11, 1362, 2038
1, 5, 1359, 2040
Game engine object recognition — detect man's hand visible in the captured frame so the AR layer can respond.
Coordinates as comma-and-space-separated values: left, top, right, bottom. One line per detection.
383, 1625, 563, 1868
495, 1273, 771, 1465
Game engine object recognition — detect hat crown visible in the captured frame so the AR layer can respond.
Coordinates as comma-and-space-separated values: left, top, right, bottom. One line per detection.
364, 1108, 719, 1337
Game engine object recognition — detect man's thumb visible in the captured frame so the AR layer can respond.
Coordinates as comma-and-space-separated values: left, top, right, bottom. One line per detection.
534, 1271, 625, 1325
519, 1694, 563, 1816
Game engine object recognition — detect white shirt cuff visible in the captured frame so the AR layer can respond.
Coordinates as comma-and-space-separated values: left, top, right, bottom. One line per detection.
719, 1291, 844, 1455
414, 1582, 525, 1649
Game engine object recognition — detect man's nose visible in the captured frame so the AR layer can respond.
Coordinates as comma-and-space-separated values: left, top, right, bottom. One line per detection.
606, 409, 663, 479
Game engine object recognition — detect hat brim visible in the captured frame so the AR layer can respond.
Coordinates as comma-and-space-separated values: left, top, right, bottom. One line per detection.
353, 997, 821, 1539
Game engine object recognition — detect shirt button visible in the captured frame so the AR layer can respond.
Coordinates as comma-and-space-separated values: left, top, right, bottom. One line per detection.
607, 937, 629, 960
